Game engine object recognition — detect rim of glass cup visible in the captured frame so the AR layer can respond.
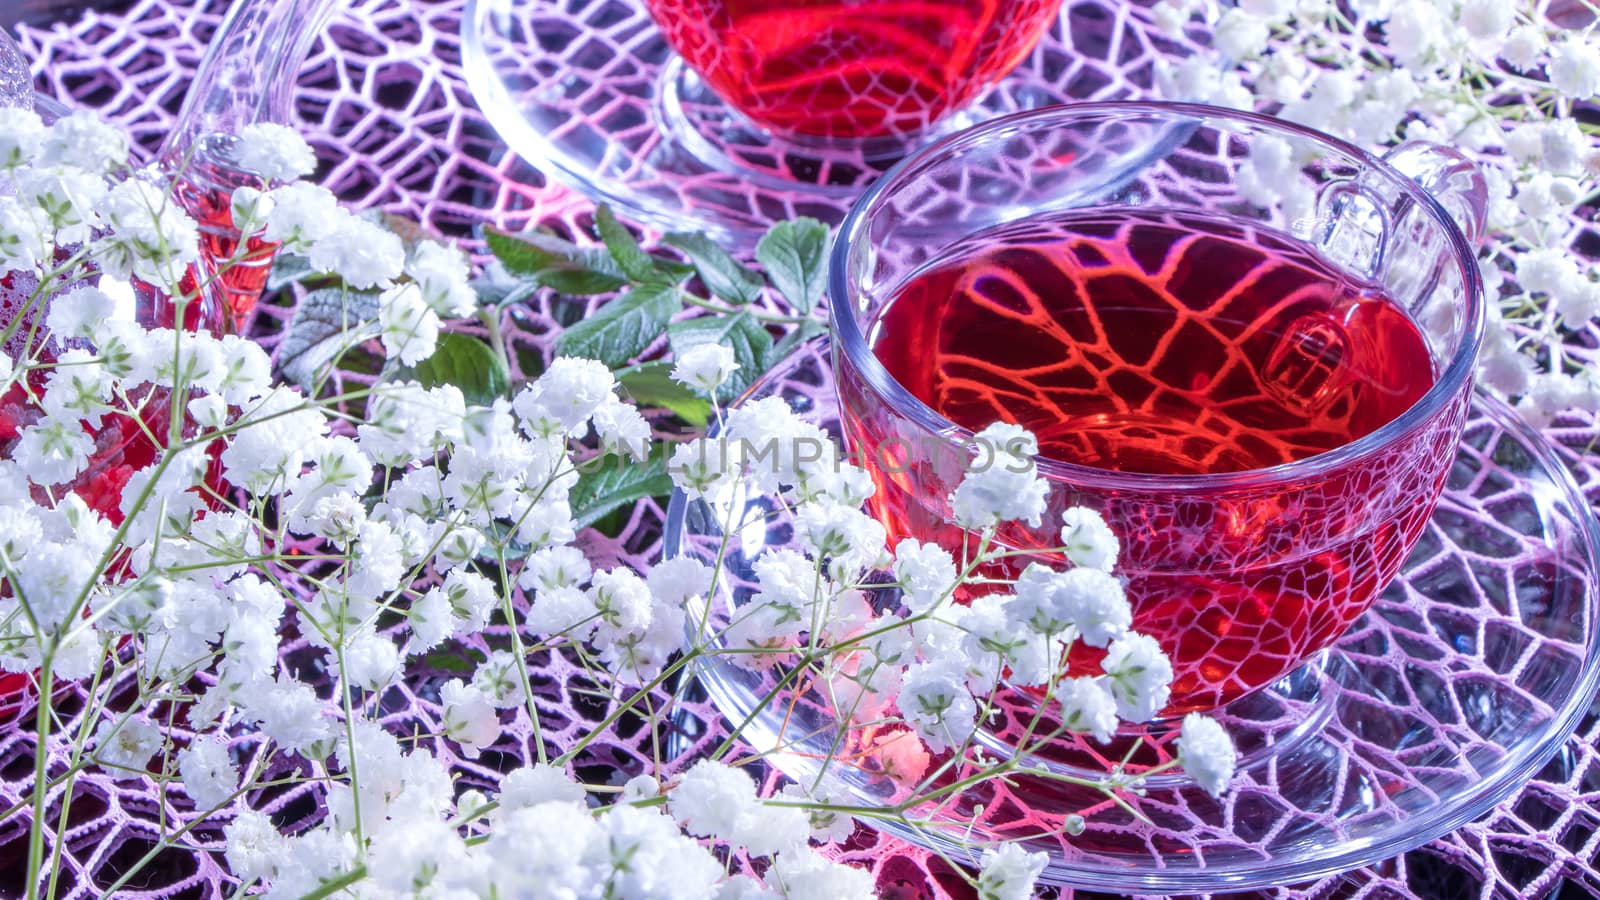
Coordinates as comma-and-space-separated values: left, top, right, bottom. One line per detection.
827, 100, 1486, 492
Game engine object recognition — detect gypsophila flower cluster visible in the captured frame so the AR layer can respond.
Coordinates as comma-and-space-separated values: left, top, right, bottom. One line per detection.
1156, 0, 1600, 424
0, 110, 1239, 900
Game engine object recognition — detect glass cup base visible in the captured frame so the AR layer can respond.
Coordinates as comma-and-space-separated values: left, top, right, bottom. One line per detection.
460, 0, 1213, 248
664, 338, 1600, 892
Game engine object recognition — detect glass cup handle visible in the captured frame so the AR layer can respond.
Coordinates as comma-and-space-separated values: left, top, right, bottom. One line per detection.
1381, 142, 1490, 248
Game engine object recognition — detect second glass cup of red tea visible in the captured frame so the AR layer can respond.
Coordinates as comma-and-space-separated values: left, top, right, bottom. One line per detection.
641, 0, 1067, 139
830, 102, 1489, 716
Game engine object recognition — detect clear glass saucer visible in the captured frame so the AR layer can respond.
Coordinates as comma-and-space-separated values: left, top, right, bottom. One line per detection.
460, 0, 1211, 248
662, 338, 1600, 893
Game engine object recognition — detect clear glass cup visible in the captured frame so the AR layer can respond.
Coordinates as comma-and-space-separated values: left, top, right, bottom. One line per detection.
830, 101, 1488, 714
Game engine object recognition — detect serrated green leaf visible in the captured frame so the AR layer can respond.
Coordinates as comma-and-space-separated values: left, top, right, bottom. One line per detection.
667, 312, 774, 403
484, 226, 628, 295
663, 231, 764, 305
594, 204, 661, 283
755, 218, 829, 313
556, 282, 681, 367
618, 361, 712, 427
569, 446, 674, 529
394, 332, 510, 406
279, 287, 383, 390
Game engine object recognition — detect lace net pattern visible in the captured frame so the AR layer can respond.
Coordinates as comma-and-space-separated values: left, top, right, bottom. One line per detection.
6, 0, 1600, 896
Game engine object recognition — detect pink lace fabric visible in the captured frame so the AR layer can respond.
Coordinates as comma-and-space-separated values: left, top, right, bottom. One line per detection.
8, 1, 1600, 896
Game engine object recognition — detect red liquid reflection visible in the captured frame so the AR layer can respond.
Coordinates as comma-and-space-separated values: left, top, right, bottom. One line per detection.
857, 208, 1449, 712
644, 0, 1063, 138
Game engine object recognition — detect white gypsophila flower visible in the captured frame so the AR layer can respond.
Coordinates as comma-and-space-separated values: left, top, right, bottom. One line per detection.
221, 386, 327, 494
95, 178, 200, 287
1056, 675, 1120, 743
794, 499, 888, 583
41, 112, 128, 174
262, 181, 342, 248
765, 849, 876, 900
187, 393, 228, 430
1009, 563, 1132, 646
0, 194, 48, 271
518, 544, 593, 593
1459, 0, 1512, 40
950, 422, 1048, 529
962, 594, 1052, 690
898, 659, 978, 754
1516, 246, 1577, 296
40, 348, 112, 428
306, 214, 405, 289
17, 164, 107, 244
234, 123, 317, 182
261, 826, 357, 899
484, 804, 603, 895
976, 842, 1048, 900
668, 437, 740, 502
1501, 24, 1547, 71
365, 816, 473, 896
406, 239, 477, 318
592, 399, 651, 461
441, 678, 500, 757
378, 282, 441, 365
1059, 506, 1120, 572
601, 805, 729, 900
0, 108, 45, 170
620, 773, 660, 804
514, 356, 618, 437
357, 381, 465, 466
343, 628, 401, 691
722, 395, 838, 496
892, 538, 958, 614
671, 343, 740, 396
1101, 632, 1175, 722
669, 759, 758, 841
13, 416, 93, 486
734, 798, 812, 859
216, 333, 273, 405
1214, 8, 1270, 60
177, 737, 239, 810
501, 762, 587, 810
588, 566, 654, 647
224, 809, 290, 884
1549, 35, 1600, 100
92, 716, 163, 774
1150, 0, 1190, 36
1178, 712, 1238, 797
776, 779, 857, 844
229, 185, 273, 235
646, 555, 714, 609
247, 674, 334, 756
471, 649, 527, 708
526, 583, 600, 639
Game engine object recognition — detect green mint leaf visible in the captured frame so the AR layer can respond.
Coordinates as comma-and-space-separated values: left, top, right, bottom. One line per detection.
594, 205, 665, 284
556, 282, 681, 367
484, 226, 628, 295
667, 312, 774, 402
279, 287, 383, 390
663, 231, 764, 305
755, 218, 829, 313
569, 445, 674, 529
618, 361, 712, 428
472, 261, 542, 310
394, 332, 511, 407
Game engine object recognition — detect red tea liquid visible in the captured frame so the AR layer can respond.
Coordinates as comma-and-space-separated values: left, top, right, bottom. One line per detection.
644, 0, 1063, 138
861, 208, 1445, 712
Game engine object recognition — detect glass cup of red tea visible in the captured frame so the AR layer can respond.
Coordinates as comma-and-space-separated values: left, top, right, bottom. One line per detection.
830, 102, 1489, 717
640, 0, 1068, 140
